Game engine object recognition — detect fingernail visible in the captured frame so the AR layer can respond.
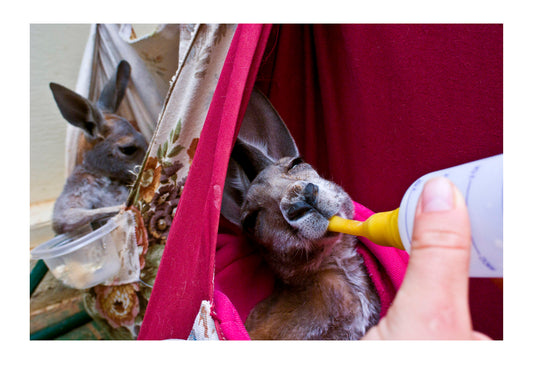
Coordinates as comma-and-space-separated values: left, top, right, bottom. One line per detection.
421, 177, 454, 212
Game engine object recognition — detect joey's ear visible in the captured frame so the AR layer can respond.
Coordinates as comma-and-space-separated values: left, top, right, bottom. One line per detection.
231, 139, 274, 182
50, 82, 105, 139
221, 157, 251, 226
97, 60, 131, 113
221, 88, 298, 226
221, 136, 276, 226
239, 88, 299, 160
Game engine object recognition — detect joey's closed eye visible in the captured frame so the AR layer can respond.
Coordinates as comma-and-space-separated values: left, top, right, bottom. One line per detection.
287, 157, 304, 171
119, 145, 139, 156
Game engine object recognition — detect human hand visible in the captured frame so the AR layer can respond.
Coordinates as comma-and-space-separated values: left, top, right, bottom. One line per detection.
363, 177, 491, 340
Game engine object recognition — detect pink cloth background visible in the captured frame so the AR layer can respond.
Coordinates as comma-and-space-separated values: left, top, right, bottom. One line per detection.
139, 24, 503, 340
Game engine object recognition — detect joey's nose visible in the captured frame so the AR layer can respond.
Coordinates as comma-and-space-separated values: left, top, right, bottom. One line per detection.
286, 183, 319, 221
302, 182, 318, 206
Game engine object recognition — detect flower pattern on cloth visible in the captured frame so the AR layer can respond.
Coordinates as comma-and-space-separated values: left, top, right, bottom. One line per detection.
94, 283, 140, 330
76, 24, 236, 339
138, 157, 162, 203
187, 301, 220, 340
145, 182, 183, 243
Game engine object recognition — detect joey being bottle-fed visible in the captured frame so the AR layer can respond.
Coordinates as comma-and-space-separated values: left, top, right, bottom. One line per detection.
328, 154, 503, 278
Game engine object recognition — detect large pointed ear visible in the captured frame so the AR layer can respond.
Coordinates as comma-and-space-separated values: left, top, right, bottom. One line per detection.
221, 88, 298, 226
221, 138, 277, 225
239, 88, 299, 160
49, 82, 105, 139
97, 60, 131, 113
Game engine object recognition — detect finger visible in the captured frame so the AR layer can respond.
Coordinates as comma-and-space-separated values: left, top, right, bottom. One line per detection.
407, 177, 471, 292
472, 331, 492, 340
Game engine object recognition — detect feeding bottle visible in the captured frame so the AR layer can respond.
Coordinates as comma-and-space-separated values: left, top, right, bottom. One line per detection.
328, 154, 503, 278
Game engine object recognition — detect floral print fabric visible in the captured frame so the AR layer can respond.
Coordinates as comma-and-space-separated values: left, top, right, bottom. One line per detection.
72, 24, 236, 339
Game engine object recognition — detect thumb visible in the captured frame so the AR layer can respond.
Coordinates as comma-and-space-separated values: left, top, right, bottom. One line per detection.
362, 177, 486, 339
396, 176, 473, 337
407, 176, 471, 297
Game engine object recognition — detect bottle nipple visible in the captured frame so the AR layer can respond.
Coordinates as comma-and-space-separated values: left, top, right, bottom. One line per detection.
328, 208, 404, 250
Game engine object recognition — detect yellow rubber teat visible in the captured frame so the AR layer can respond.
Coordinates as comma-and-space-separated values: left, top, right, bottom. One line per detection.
327, 208, 404, 250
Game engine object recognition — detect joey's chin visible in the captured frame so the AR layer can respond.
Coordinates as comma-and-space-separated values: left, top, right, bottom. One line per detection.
323, 229, 342, 241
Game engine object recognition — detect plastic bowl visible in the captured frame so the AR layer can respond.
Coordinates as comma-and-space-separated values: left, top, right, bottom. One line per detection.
31, 218, 121, 289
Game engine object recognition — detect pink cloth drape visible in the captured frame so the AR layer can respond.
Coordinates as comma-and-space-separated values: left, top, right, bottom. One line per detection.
138, 25, 273, 340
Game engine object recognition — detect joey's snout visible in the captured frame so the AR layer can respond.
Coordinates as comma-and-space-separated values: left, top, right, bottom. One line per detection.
280, 181, 336, 240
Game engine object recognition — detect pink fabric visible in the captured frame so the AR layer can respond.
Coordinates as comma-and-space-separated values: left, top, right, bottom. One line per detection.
138, 25, 273, 340
258, 24, 503, 212
214, 231, 275, 323
212, 290, 250, 340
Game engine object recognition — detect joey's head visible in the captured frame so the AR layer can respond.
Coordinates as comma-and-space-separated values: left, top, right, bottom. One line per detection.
222, 89, 354, 283
50, 60, 148, 184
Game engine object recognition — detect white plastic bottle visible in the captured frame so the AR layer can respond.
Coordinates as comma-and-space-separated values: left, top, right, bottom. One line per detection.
397, 154, 503, 278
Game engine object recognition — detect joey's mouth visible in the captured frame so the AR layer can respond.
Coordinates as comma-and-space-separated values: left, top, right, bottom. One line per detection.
284, 202, 336, 223
281, 203, 340, 241
324, 211, 347, 236
286, 201, 322, 221
279, 180, 353, 241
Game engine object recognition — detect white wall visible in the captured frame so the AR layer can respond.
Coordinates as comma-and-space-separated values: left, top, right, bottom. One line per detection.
30, 24, 91, 205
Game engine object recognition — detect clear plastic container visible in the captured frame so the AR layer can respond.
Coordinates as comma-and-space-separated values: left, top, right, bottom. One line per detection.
30, 218, 121, 289
398, 154, 503, 277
